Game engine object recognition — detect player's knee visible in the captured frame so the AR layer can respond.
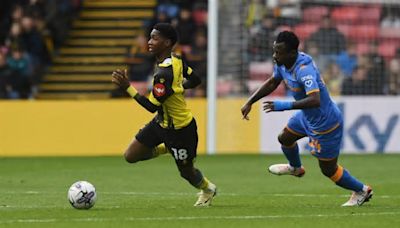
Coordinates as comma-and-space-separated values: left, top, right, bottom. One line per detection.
277, 133, 284, 145
320, 166, 336, 178
278, 133, 291, 147
124, 150, 139, 163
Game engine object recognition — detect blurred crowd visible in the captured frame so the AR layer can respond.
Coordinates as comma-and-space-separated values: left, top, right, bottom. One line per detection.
126, 0, 208, 97
0, 0, 81, 99
247, 0, 400, 96
2, 0, 399, 99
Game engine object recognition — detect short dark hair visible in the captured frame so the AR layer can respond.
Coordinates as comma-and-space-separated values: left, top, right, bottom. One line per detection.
276, 31, 299, 52
153, 23, 178, 46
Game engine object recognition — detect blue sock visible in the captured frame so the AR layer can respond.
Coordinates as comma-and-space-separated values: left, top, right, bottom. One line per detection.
281, 144, 301, 168
331, 166, 364, 192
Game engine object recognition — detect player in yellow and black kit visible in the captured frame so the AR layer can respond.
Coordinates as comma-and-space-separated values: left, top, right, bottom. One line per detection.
111, 23, 216, 206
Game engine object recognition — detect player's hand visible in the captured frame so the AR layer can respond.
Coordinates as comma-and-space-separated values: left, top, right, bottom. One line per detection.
241, 103, 252, 120
111, 69, 130, 90
263, 101, 274, 113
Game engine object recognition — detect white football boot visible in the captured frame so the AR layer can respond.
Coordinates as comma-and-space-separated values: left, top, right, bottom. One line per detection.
268, 164, 305, 177
194, 183, 217, 207
342, 186, 373, 207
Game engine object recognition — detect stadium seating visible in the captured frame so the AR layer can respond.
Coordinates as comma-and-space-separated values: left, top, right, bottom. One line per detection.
380, 27, 400, 40
359, 6, 381, 24
349, 24, 379, 42
249, 61, 273, 80
331, 6, 360, 24
379, 42, 400, 59
356, 42, 370, 55
302, 6, 329, 23
38, 0, 156, 99
337, 24, 378, 42
294, 23, 319, 41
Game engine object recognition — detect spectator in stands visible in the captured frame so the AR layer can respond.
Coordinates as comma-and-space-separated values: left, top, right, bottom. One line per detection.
335, 42, 358, 78
249, 15, 276, 61
4, 22, 24, 51
7, 47, 32, 99
381, 6, 400, 28
146, 11, 171, 37
307, 15, 346, 55
0, 4, 24, 45
341, 65, 372, 95
45, 0, 76, 50
25, 0, 47, 20
11, 4, 24, 23
366, 41, 386, 95
127, 32, 154, 82
246, 0, 266, 28
271, 0, 302, 26
322, 61, 344, 96
388, 48, 400, 95
157, 0, 180, 19
185, 30, 207, 97
20, 15, 50, 95
173, 8, 196, 47
0, 1, 13, 41
304, 40, 325, 71
0, 52, 11, 98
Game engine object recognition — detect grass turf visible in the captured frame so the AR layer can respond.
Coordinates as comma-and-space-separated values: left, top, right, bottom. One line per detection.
0, 154, 399, 228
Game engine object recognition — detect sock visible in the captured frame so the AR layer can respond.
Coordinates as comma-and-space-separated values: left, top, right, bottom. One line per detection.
281, 143, 301, 168
181, 168, 215, 192
198, 177, 210, 190
152, 144, 169, 158
189, 168, 205, 188
330, 165, 364, 192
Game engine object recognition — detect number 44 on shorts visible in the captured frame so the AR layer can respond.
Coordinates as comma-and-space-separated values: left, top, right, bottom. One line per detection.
171, 148, 188, 160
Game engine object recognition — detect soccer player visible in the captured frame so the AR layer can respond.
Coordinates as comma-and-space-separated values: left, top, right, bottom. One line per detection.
111, 23, 216, 206
241, 31, 373, 206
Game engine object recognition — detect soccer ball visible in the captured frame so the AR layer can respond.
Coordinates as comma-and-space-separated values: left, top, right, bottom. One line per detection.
67, 181, 97, 209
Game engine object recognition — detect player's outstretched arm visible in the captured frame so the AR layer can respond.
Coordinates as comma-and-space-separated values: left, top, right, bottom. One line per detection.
263, 91, 320, 113
111, 69, 159, 113
183, 71, 201, 89
241, 76, 280, 120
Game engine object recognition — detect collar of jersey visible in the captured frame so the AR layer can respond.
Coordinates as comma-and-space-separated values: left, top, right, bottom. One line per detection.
158, 57, 172, 67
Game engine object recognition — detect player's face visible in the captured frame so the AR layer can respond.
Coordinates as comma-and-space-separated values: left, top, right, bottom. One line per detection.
148, 29, 168, 55
272, 42, 290, 66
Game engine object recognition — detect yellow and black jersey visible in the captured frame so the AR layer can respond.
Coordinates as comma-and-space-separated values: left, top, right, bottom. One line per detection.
148, 54, 196, 129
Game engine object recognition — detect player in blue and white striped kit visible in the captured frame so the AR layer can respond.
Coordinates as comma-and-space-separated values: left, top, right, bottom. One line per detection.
241, 31, 372, 206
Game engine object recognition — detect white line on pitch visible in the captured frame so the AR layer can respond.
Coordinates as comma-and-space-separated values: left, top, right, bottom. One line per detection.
1, 211, 400, 224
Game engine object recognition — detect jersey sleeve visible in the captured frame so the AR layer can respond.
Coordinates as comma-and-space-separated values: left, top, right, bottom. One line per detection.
148, 70, 174, 105
272, 65, 283, 81
297, 65, 320, 95
183, 63, 193, 79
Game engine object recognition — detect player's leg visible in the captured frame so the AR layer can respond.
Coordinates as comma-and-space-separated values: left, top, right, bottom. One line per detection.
124, 120, 165, 163
177, 160, 216, 206
269, 111, 306, 177
312, 124, 373, 206
166, 118, 216, 206
318, 157, 373, 206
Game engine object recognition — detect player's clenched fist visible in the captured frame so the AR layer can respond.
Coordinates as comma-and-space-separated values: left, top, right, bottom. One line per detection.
111, 69, 130, 90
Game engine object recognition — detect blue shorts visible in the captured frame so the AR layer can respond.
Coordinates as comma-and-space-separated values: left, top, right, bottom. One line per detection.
286, 111, 343, 159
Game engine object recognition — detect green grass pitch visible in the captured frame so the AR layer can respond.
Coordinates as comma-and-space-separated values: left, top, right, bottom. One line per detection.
1, 154, 400, 228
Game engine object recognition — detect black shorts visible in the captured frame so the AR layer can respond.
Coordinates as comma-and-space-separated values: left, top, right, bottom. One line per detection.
135, 118, 198, 164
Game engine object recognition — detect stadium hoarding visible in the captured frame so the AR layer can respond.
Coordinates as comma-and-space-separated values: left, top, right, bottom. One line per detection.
260, 96, 400, 154
1, 97, 399, 156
